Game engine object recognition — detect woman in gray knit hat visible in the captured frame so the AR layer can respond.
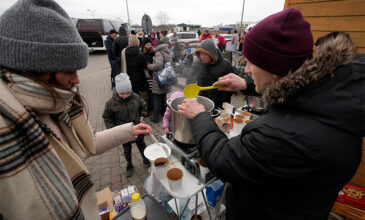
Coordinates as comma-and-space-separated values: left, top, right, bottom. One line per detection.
0, 0, 152, 219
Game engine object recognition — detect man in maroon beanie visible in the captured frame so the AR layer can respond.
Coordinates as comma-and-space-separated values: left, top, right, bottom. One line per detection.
178, 8, 364, 220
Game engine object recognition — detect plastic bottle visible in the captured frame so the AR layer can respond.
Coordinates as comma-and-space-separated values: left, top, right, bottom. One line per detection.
131, 193, 147, 220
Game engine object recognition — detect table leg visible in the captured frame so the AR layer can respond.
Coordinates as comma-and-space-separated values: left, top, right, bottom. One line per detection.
194, 194, 198, 218
214, 182, 229, 219
179, 197, 191, 220
174, 198, 179, 218
201, 191, 213, 220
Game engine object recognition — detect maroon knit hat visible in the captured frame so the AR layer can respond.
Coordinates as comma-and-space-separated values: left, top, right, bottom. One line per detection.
243, 8, 313, 76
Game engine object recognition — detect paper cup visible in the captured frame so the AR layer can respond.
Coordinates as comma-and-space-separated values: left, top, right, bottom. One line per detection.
167, 168, 183, 191
241, 112, 251, 120
154, 157, 169, 180
232, 118, 245, 134
198, 158, 209, 181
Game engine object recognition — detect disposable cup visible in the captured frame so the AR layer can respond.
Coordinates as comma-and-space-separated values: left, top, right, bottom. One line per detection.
235, 114, 244, 120
167, 168, 184, 191
241, 112, 251, 120
232, 118, 245, 134
153, 157, 169, 180
198, 158, 209, 181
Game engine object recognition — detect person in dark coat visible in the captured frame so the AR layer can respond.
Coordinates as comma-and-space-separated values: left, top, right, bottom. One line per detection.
193, 38, 233, 109
124, 35, 149, 106
105, 29, 118, 68
102, 74, 150, 177
178, 8, 365, 220
143, 38, 156, 113
111, 26, 129, 88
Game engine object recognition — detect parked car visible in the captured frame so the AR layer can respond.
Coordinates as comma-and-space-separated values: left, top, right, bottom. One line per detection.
76, 19, 129, 51
167, 32, 200, 49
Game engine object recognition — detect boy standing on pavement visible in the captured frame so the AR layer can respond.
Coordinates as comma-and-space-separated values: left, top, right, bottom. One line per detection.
103, 74, 151, 177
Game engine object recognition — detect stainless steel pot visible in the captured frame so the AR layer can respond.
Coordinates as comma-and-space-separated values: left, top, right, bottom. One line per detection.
246, 95, 268, 113
168, 96, 214, 144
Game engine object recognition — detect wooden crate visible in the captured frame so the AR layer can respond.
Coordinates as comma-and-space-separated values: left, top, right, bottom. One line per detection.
284, 0, 365, 53
332, 202, 365, 220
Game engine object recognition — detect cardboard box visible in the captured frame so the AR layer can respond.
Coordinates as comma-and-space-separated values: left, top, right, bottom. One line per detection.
96, 187, 114, 220
336, 184, 365, 210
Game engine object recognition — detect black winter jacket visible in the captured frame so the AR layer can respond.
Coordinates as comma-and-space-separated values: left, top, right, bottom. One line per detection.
112, 26, 128, 77
125, 46, 149, 92
191, 33, 365, 220
194, 39, 233, 109
102, 92, 147, 128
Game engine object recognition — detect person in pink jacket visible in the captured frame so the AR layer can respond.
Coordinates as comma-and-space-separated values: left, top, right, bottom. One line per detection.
163, 91, 184, 134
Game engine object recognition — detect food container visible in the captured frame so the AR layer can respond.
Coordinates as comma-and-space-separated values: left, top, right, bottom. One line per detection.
167, 96, 214, 144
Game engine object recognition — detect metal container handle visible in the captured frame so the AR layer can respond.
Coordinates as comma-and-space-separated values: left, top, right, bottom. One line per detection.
166, 98, 173, 109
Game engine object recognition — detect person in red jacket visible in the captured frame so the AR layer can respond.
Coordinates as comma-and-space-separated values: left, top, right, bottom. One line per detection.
200, 29, 212, 42
216, 34, 226, 52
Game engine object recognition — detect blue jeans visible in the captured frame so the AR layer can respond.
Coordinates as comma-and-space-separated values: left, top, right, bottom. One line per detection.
231, 44, 238, 55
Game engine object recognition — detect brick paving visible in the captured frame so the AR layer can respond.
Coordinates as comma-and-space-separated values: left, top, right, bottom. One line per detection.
78, 51, 246, 195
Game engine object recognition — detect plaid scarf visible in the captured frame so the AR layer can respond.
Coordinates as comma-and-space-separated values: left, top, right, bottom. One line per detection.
0, 69, 95, 220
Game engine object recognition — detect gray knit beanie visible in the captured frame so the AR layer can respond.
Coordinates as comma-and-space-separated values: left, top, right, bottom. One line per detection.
0, 0, 88, 72
115, 73, 132, 94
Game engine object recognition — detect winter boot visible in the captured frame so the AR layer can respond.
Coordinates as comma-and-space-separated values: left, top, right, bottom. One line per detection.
126, 161, 134, 177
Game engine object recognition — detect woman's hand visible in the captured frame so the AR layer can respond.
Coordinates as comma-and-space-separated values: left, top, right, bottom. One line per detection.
213, 73, 247, 92
132, 123, 152, 136
177, 99, 205, 119
164, 128, 170, 134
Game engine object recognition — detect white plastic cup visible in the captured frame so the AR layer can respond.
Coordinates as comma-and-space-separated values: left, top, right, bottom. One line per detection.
198, 158, 209, 181
167, 168, 184, 191
241, 112, 251, 121
154, 157, 169, 180
232, 118, 245, 134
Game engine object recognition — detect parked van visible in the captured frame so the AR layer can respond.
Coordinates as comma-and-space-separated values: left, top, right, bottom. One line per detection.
76, 19, 128, 51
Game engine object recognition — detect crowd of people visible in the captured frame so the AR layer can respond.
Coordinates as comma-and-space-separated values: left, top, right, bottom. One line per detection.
0, 0, 363, 220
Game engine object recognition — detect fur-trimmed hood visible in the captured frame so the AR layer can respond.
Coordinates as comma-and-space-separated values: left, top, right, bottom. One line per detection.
263, 32, 357, 104
262, 32, 365, 136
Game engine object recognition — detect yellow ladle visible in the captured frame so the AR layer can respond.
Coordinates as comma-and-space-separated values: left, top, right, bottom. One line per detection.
183, 83, 224, 98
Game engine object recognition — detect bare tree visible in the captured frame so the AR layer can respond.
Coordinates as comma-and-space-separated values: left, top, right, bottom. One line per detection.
155, 11, 170, 25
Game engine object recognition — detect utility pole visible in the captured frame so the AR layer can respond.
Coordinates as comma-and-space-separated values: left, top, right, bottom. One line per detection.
126, 0, 130, 28
240, 0, 246, 30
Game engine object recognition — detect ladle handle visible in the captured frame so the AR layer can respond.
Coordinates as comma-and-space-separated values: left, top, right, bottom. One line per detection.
199, 85, 224, 91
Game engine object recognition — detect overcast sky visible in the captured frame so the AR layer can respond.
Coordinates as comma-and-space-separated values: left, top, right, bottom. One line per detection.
0, 0, 285, 27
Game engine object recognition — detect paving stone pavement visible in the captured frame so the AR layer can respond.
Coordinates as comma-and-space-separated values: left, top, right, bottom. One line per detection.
78, 51, 246, 196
